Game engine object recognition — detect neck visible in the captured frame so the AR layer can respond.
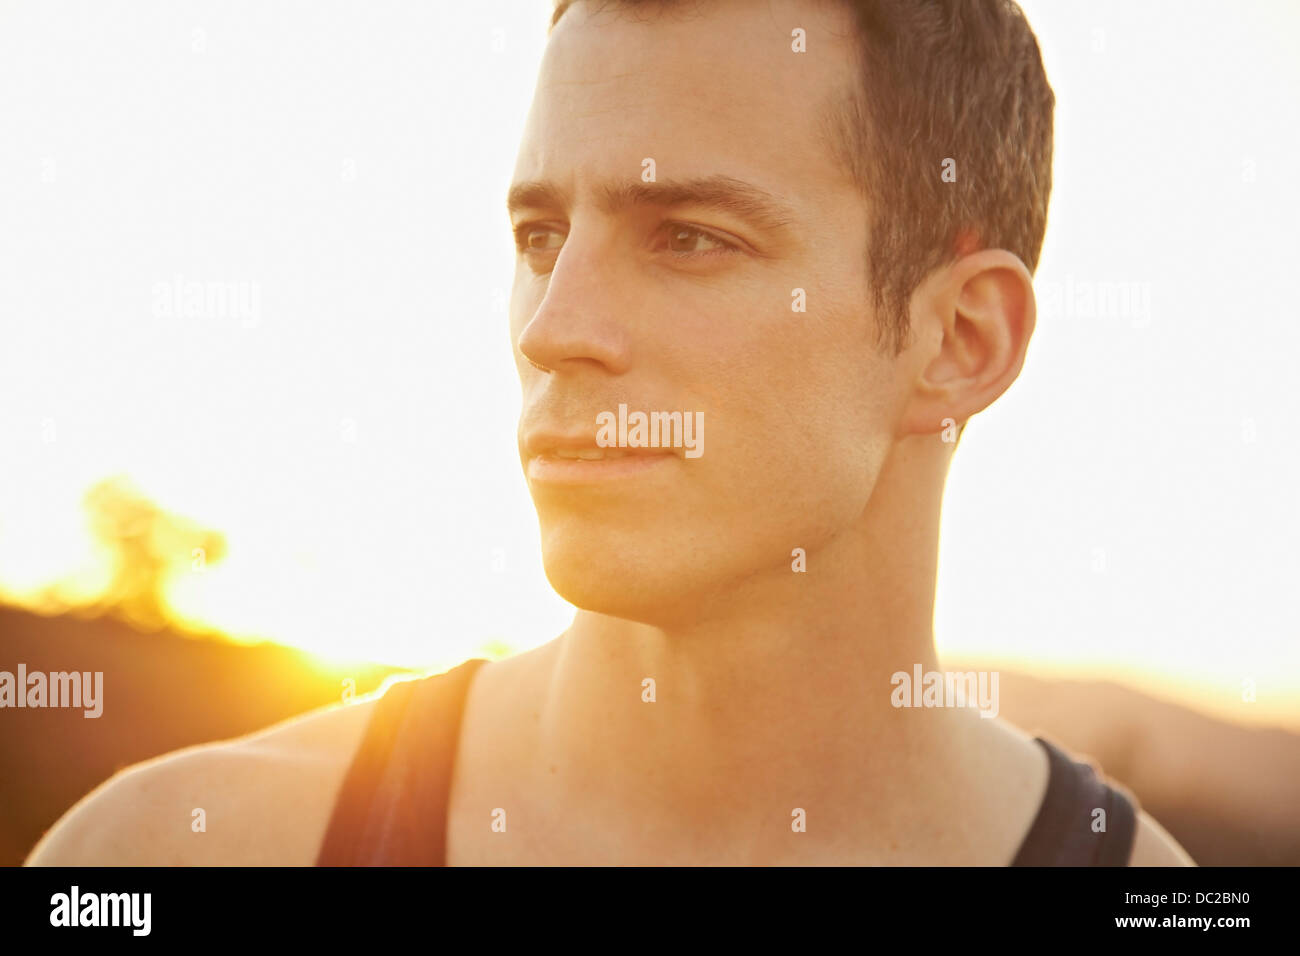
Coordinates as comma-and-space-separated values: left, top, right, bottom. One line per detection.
531, 439, 980, 852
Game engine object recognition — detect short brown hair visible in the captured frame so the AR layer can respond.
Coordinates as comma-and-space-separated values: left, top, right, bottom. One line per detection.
548, 0, 1055, 355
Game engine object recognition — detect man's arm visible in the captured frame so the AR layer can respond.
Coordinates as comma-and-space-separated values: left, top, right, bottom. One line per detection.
1129, 810, 1197, 866
24, 696, 378, 866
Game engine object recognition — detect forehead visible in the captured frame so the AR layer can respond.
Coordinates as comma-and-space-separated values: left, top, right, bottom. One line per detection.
516, 0, 860, 203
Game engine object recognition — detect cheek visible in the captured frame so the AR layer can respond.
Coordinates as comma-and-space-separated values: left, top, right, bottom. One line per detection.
507, 299, 527, 345
694, 348, 891, 536
508, 267, 539, 338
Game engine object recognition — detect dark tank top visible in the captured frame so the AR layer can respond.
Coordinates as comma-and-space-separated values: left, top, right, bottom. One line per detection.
315, 658, 1139, 866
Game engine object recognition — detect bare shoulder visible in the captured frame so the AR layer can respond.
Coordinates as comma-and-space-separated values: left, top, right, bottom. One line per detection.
25, 692, 381, 867
454, 642, 557, 769
1129, 810, 1196, 866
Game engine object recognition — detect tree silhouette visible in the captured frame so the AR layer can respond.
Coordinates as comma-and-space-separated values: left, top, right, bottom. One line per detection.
76, 476, 226, 632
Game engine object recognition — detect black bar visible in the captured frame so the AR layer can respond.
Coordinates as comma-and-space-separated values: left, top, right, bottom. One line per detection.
0, 865, 1285, 943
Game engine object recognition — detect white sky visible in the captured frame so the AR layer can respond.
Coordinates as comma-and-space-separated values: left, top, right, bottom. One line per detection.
1, 0, 1296, 729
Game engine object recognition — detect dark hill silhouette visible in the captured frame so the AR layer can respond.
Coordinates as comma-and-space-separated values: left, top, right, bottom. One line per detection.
0, 605, 402, 865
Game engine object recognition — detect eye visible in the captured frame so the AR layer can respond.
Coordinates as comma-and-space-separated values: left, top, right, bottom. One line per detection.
662, 222, 739, 258
511, 220, 741, 265
513, 223, 565, 255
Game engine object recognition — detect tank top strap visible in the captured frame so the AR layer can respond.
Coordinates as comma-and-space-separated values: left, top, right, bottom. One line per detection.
315, 658, 489, 866
1010, 734, 1139, 866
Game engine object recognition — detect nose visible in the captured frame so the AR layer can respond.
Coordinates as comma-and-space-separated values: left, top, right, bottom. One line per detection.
515, 228, 634, 376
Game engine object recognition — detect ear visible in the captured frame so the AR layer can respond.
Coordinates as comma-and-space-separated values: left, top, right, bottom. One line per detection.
898, 249, 1036, 439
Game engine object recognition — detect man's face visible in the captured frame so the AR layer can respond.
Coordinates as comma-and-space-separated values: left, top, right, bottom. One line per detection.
509, 0, 905, 624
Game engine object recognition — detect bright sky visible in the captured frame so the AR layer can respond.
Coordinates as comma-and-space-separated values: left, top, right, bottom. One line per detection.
1, 1, 1297, 729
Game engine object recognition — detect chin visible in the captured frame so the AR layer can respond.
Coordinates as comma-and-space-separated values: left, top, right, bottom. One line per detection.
537, 521, 706, 625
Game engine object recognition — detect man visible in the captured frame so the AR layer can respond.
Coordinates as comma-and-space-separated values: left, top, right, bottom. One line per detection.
28, 0, 1194, 865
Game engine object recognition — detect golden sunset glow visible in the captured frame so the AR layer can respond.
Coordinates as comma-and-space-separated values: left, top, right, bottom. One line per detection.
2, 0, 1297, 735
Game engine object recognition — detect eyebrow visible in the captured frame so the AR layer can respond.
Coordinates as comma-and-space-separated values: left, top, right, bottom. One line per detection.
506, 174, 800, 236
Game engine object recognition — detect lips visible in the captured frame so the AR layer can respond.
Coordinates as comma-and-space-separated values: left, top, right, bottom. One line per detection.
550, 447, 671, 460
523, 432, 683, 461
523, 431, 680, 484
